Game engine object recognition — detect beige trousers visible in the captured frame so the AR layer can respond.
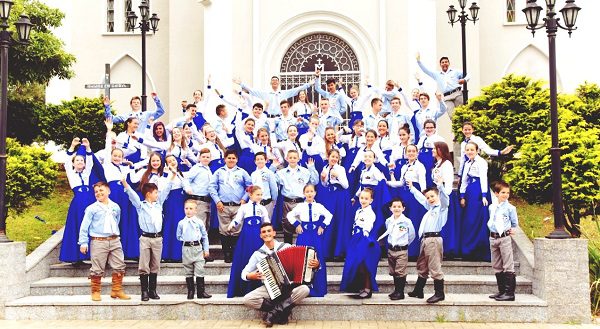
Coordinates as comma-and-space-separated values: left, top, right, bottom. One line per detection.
89, 238, 126, 277
416, 237, 444, 280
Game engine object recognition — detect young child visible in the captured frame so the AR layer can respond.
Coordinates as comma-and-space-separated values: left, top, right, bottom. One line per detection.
287, 184, 332, 297
61, 137, 95, 263
176, 199, 212, 299
123, 173, 174, 301
226, 186, 270, 298
487, 181, 519, 302
251, 152, 279, 220
407, 178, 449, 304
378, 198, 415, 300
340, 188, 381, 299
78, 182, 131, 301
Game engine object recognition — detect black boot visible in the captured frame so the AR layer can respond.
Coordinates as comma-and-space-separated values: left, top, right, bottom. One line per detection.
259, 298, 275, 312
426, 279, 445, 303
408, 276, 426, 298
196, 276, 212, 298
495, 272, 516, 301
147, 273, 160, 300
489, 272, 506, 299
220, 235, 232, 263
185, 277, 195, 300
139, 274, 149, 301
389, 276, 406, 300
263, 296, 293, 328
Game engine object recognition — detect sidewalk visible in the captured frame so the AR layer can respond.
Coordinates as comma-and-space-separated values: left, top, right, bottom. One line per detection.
0, 320, 598, 329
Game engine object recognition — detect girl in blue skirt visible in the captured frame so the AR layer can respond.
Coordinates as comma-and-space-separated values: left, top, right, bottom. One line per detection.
60, 138, 95, 263
340, 188, 381, 299
459, 142, 491, 261
234, 117, 257, 174
387, 144, 427, 258
160, 155, 188, 261
432, 141, 461, 258
316, 149, 350, 260
389, 124, 411, 178
287, 184, 332, 297
226, 186, 270, 297
339, 119, 365, 194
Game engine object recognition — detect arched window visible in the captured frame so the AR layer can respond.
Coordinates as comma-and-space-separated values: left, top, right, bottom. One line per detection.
279, 33, 361, 112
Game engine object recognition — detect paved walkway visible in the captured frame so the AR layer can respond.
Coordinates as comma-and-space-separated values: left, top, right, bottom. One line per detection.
0, 321, 598, 329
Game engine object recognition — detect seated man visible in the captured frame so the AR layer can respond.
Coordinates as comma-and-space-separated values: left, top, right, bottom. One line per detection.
242, 222, 320, 327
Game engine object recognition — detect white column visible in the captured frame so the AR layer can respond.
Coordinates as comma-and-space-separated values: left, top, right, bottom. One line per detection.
202, 0, 234, 122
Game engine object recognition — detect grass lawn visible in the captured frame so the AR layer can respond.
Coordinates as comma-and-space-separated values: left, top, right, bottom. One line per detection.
6, 171, 71, 254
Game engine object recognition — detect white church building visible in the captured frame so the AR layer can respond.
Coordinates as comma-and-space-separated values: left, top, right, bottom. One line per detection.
43, 0, 598, 138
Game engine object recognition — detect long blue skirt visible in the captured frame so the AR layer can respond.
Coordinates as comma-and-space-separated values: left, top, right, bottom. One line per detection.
238, 148, 256, 175
440, 191, 462, 259
108, 181, 139, 259
316, 184, 350, 258
359, 182, 392, 239
389, 183, 425, 258
343, 147, 361, 195
296, 221, 328, 297
459, 178, 491, 261
227, 216, 263, 297
418, 148, 434, 189
161, 188, 186, 261
340, 228, 380, 292
59, 187, 95, 262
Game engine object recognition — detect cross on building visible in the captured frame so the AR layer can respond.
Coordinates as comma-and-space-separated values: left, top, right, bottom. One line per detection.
84, 63, 131, 98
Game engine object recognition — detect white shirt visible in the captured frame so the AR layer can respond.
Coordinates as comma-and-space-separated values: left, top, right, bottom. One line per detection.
432, 160, 454, 196
231, 202, 270, 227
353, 205, 376, 237
287, 201, 333, 229
383, 214, 415, 247
320, 164, 349, 189
65, 154, 93, 189
459, 155, 489, 195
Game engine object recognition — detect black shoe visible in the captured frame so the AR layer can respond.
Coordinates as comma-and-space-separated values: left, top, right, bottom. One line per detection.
408, 276, 426, 299
495, 272, 516, 301
352, 289, 372, 299
148, 273, 160, 300
204, 255, 214, 263
259, 298, 275, 312
196, 276, 212, 298
489, 272, 506, 299
332, 256, 345, 262
139, 274, 149, 301
185, 277, 195, 300
389, 276, 406, 300
263, 296, 294, 327
426, 279, 445, 304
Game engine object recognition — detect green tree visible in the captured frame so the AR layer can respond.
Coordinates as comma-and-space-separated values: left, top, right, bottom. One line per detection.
8, 0, 76, 85
38, 97, 110, 151
573, 82, 600, 129
6, 138, 58, 210
7, 82, 45, 144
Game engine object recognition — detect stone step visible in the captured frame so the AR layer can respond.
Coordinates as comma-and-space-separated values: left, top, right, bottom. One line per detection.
29, 274, 532, 296
4, 293, 547, 321
49, 260, 520, 277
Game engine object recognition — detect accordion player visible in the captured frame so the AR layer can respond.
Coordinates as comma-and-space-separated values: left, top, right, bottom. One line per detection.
257, 245, 318, 300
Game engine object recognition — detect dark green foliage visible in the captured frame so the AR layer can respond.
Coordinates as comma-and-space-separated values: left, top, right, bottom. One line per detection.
6, 138, 58, 210
38, 96, 109, 151
7, 82, 45, 144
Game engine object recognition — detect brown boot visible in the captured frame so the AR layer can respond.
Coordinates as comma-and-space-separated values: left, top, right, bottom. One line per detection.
90, 275, 102, 301
110, 271, 131, 300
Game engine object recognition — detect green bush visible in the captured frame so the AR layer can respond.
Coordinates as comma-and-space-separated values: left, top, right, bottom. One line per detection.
6, 138, 58, 211
38, 96, 109, 151
7, 83, 45, 144
574, 82, 600, 129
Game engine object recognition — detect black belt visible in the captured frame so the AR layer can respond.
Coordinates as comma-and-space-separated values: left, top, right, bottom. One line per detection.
260, 199, 273, 206
267, 114, 281, 118
388, 245, 408, 251
490, 230, 511, 239
183, 241, 201, 246
443, 87, 461, 96
222, 201, 240, 206
284, 197, 304, 203
141, 232, 162, 238
422, 232, 441, 238
188, 195, 211, 202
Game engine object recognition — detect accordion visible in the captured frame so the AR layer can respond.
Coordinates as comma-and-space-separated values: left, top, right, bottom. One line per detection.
257, 245, 317, 300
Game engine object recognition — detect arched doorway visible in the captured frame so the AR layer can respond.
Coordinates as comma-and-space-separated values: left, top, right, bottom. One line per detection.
279, 33, 361, 116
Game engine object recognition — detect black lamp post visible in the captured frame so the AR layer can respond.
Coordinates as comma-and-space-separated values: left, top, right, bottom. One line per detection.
126, 0, 159, 112
522, 0, 581, 239
446, 0, 480, 102
0, 0, 33, 243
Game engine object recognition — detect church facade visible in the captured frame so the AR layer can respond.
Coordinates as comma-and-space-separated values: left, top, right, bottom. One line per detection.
44, 0, 597, 134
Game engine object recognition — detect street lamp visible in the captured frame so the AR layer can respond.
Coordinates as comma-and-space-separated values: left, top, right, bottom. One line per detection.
126, 0, 159, 112
446, 1, 480, 102
0, 0, 33, 243
522, 0, 581, 239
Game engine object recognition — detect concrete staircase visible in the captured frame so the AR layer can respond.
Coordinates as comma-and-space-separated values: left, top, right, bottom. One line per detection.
4, 230, 548, 322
